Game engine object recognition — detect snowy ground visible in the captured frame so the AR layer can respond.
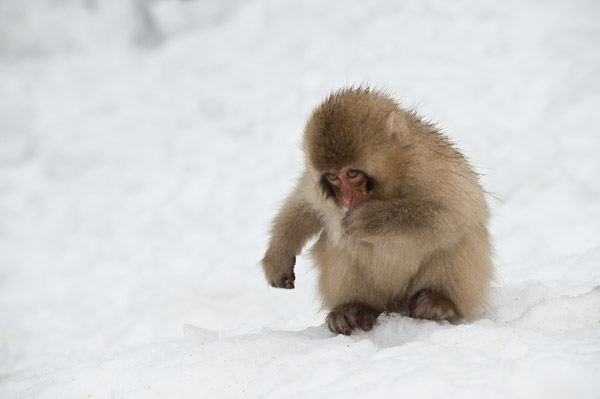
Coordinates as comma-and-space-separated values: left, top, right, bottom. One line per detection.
1, 0, 599, 398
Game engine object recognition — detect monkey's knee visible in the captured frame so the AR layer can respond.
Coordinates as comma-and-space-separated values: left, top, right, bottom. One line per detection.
408, 289, 459, 322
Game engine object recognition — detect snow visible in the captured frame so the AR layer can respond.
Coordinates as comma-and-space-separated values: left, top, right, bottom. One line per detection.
1, 0, 599, 398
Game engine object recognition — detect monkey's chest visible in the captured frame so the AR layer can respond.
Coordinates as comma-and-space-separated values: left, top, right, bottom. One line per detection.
360, 240, 422, 285
317, 232, 421, 293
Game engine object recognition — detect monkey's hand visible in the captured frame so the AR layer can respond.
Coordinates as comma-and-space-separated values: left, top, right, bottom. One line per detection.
341, 199, 442, 239
261, 252, 296, 289
341, 200, 394, 239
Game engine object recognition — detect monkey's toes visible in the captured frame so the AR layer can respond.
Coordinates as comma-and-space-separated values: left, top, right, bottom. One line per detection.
409, 289, 458, 321
327, 312, 354, 335
357, 313, 374, 331
326, 307, 376, 335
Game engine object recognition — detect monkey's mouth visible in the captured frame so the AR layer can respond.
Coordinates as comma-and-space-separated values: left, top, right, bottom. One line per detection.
341, 190, 366, 210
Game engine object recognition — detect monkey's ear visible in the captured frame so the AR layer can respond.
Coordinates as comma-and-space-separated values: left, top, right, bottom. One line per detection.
385, 111, 407, 146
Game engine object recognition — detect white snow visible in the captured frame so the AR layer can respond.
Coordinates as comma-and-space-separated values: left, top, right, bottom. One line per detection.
1, 0, 599, 398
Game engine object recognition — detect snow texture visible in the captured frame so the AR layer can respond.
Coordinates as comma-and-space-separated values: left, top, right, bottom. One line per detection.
1, 0, 599, 398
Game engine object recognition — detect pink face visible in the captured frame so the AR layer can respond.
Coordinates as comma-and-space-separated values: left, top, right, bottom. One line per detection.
324, 167, 369, 210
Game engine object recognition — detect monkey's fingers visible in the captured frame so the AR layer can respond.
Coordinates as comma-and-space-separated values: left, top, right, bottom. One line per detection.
341, 211, 360, 236
269, 271, 296, 289
282, 276, 295, 289
341, 206, 375, 237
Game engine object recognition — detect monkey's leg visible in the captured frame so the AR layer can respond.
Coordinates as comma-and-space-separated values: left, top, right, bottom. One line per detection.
403, 231, 492, 321
408, 289, 458, 321
326, 304, 381, 336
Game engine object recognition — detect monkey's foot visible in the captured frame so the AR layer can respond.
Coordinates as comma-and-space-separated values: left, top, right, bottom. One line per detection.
326, 304, 379, 335
409, 289, 458, 321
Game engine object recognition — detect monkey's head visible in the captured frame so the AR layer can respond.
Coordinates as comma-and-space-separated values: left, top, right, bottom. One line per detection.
303, 87, 410, 210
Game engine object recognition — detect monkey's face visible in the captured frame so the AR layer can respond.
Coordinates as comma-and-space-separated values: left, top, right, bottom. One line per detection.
320, 167, 372, 211
305, 88, 407, 209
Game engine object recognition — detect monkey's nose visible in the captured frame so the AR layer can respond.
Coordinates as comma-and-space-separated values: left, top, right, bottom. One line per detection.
343, 197, 353, 209
344, 197, 360, 210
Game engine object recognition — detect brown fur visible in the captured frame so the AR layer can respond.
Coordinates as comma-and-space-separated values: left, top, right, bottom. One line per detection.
261, 87, 493, 334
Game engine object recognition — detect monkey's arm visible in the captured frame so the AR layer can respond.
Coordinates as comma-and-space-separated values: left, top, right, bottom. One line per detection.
262, 182, 322, 289
341, 198, 459, 247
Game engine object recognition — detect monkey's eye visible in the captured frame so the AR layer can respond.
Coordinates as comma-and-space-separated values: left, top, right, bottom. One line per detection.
347, 170, 359, 178
327, 173, 338, 181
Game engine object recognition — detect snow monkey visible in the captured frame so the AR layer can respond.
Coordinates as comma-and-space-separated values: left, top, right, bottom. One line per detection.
261, 87, 492, 335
